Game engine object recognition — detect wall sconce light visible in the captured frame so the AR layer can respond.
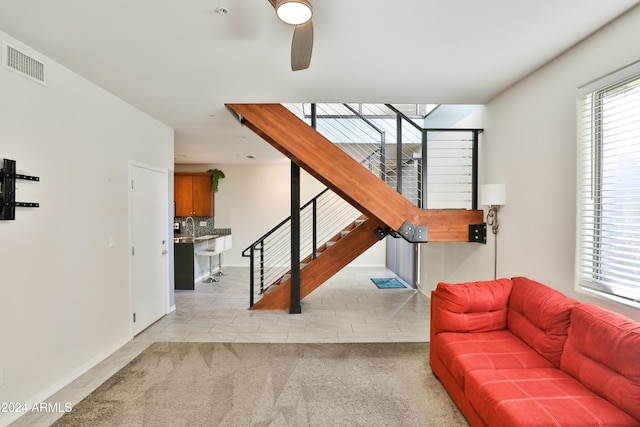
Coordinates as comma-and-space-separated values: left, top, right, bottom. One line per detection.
481, 184, 506, 234
481, 184, 506, 279
276, 0, 313, 25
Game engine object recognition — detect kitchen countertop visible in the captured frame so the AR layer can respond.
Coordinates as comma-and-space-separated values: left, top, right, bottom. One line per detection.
173, 234, 221, 244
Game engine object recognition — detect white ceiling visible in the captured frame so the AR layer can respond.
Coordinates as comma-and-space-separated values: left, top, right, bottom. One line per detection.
1, 0, 638, 164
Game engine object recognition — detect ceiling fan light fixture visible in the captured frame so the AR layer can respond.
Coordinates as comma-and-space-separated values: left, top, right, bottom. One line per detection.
276, 0, 312, 25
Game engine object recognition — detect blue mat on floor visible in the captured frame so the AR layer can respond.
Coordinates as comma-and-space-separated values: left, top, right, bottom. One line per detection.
371, 278, 406, 289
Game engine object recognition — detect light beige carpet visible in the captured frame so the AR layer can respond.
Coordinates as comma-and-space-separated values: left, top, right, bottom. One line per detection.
53, 342, 467, 426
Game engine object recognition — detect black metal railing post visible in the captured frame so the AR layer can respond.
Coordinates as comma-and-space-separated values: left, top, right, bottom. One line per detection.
312, 198, 317, 260
249, 247, 255, 307
472, 130, 479, 210
380, 132, 386, 181
290, 162, 302, 314
421, 129, 428, 209
396, 113, 403, 194
259, 241, 265, 293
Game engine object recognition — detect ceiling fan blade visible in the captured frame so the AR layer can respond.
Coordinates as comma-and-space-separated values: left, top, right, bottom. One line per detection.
267, 0, 276, 9
291, 20, 313, 71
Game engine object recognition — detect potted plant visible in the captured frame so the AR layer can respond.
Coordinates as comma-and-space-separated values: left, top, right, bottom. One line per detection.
207, 168, 225, 193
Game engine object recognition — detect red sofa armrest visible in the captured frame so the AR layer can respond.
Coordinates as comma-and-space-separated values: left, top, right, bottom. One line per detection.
430, 279, 513, 341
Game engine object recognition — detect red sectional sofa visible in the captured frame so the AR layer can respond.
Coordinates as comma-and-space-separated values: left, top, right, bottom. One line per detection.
430, 277, 640, 426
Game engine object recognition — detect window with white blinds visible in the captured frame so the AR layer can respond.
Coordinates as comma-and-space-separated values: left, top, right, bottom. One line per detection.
577, 66, 640, 308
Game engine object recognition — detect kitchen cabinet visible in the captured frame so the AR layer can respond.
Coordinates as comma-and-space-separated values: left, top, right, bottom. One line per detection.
174, 172, 214, 216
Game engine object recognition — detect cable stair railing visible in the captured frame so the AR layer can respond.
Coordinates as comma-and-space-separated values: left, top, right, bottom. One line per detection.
242, 186, 363, 307
260, 215, 368, 297
283, 103, 479, 210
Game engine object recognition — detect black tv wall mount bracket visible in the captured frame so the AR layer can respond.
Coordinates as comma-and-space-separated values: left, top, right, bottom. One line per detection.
0, 159, 40, 220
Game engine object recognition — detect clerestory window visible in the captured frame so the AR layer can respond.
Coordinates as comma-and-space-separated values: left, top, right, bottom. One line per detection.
576, 62, 640, 309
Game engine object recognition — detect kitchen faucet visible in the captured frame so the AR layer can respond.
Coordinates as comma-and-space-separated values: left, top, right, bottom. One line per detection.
185, 216, 195, 237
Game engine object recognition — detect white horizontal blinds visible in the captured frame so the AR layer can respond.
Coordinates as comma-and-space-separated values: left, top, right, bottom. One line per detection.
577, 72, 640, 305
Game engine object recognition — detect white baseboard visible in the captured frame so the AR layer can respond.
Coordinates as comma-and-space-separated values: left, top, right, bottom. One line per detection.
417, 283, 432, 299
0, 335, 132, 427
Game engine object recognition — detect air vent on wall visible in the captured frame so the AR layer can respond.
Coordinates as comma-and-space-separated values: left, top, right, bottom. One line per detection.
2, 41, 46, 86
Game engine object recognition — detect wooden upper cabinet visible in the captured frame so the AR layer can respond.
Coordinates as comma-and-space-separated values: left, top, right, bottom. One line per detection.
174, 172, 214, 217
191, 174, 213, 216
174, 175, 194, 216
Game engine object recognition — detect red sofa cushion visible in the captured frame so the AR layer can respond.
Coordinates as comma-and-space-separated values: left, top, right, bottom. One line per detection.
433, 330, 554, 389
507, 277, 577, 367
466, 368, 640, 427
560, 303, 640, 422
431, 279, 513, 335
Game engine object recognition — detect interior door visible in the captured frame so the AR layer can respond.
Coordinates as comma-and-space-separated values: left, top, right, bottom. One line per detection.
131, 163, 169, 335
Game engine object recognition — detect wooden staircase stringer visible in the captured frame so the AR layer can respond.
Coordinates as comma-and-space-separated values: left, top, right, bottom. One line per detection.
226, 103, 421, 232
251, 216, 385, 310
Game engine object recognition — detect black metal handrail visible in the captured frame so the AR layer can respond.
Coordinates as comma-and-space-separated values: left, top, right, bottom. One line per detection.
242, 186, 361, 307
241, 187, 331, 258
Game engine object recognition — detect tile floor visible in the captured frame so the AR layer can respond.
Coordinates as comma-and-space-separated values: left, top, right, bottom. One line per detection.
10, 266, 430, 426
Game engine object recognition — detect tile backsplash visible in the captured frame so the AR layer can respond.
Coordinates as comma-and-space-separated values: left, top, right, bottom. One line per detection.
174, 216, 231, 236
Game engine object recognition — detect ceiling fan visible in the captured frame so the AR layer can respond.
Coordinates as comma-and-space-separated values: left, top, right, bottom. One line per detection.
267, 0, 314, 71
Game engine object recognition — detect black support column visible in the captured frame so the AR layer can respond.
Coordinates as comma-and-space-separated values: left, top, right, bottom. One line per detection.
471, 130, 480, 210
396, 114, 403, 194
290, 161, 302, 314
421, 130, 428, 209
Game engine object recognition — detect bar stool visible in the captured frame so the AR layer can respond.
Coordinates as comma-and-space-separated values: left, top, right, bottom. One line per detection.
216, 235, 233, 276
197, 237, 224, 282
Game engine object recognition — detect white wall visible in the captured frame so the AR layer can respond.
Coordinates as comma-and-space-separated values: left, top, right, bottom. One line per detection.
0, 32, 173, 425
420, 6, 640, 322
175, 163, 385, 267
